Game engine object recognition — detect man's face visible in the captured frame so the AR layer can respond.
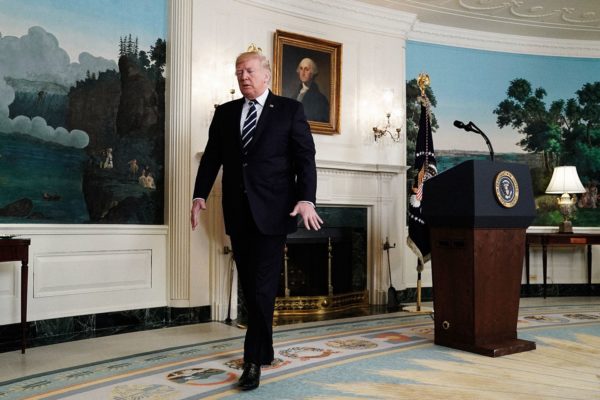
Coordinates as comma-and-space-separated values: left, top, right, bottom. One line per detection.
298, 62, 313, 84
236, 56, 269, 100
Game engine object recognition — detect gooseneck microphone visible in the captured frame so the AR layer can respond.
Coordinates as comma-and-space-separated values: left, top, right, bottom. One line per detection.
453, 120, 474, 132
453, 120, 495, 161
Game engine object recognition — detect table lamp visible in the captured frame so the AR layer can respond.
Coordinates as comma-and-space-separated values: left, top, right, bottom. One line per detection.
545, 166, 586, 233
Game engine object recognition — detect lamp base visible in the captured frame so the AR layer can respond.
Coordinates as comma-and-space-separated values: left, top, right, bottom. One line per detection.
558, 220, 573, 233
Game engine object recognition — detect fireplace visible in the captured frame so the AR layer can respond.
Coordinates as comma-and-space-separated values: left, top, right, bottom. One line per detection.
222, 164, 404, 323
274, 206, 368, 315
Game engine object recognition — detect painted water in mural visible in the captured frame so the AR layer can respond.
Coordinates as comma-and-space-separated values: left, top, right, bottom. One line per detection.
406, 41, 600, 227
0, 0, 166, 224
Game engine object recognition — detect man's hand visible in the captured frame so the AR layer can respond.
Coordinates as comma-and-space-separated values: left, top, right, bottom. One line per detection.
190, 198, 207, 230
290, 202, 323, 231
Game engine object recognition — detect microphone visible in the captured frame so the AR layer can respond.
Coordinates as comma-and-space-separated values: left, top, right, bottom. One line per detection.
453, 120, 495, 161
453, 120, 475, 132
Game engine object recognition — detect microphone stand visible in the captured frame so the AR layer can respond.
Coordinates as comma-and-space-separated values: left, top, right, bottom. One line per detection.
468, 122, 494, 161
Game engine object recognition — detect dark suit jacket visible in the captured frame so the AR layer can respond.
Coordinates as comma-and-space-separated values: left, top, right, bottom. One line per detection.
193, 90, 317, 236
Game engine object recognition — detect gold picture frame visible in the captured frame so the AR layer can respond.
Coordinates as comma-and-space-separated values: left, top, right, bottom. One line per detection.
273, 30, 342, 135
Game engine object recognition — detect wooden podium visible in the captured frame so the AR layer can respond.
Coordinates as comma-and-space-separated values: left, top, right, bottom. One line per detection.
422, 160, 536, 357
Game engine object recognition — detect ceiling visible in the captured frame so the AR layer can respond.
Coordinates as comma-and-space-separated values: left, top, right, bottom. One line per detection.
363, 0, 600, 41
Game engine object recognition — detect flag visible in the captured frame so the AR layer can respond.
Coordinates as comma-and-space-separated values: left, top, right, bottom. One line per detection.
407, 94, 437, 271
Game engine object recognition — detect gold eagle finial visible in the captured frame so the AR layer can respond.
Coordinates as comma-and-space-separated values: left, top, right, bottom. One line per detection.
417, 73, 430, 97
246, 43, 263, 54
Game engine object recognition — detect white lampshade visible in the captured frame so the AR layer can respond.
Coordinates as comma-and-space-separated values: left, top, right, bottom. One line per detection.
545, 166, 586, 194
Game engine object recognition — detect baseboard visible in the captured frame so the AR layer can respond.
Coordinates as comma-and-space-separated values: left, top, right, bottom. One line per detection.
394, 284, 599, 304
0, 306, 211, 353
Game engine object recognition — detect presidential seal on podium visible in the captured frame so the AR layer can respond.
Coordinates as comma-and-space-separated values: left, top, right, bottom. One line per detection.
495, 170, 519, 208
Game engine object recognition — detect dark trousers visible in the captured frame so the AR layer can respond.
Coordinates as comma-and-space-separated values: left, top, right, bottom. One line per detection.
229, 199, 286, 366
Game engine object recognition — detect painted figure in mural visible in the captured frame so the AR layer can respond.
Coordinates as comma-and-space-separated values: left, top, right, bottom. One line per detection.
590, 183, 598, 209
128, 159, 139, 178
138, 169, 155, 189
145, 172, 156, 189
292, 58, 329, 122
102, 148, 114, 169
580, 182, 598, 209
191, 48, 322, 391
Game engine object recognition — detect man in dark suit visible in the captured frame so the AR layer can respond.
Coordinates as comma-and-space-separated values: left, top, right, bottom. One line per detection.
292, 57, 329, 122
191, 49, 322, 391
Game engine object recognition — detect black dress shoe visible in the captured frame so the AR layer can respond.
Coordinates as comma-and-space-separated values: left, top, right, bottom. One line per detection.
238, 362, 261, 390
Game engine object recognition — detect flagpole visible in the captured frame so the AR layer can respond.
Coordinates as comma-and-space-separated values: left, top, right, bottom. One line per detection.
404, 72, 434, 315
403, 262, 433, 314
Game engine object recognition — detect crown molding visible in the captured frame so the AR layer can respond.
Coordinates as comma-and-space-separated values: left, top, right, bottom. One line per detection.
409, 21, 600, 57
236, 0, 417, 38
371, 0, 600, 41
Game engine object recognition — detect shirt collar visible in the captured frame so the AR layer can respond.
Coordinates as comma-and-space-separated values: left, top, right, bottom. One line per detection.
247, 89, 269, 107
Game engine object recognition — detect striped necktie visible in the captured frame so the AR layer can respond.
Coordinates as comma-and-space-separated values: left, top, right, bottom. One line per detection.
241, 100, 257, 149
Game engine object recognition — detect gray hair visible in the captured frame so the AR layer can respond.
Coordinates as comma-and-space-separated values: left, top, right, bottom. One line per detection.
236, 51, 271, 82
296, 58, 318, 76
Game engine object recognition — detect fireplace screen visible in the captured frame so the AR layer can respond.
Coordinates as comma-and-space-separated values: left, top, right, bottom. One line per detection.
276, 206, 368, 315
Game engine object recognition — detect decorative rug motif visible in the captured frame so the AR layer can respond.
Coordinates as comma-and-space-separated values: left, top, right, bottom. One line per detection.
1, 304, 599, 399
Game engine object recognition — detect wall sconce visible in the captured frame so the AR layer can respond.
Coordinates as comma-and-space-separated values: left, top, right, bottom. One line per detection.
373, 89, 402, 142
545, 166, 586, 233
373, 113, 402, 142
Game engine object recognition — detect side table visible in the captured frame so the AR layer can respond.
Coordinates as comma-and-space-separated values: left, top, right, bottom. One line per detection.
525, 232, 598, 298
0, 238, 31, 353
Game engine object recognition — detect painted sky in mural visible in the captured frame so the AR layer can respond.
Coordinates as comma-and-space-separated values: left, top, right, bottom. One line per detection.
406, 41, 600, 154
0, 0, 165, 148
0, 0, 165, 61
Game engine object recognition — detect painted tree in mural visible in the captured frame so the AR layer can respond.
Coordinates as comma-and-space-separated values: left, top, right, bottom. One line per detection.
563, 82, 600, 181
494, 78, 564, 173
150, 38, 166, 76
406, 78, 438, 168
495, 79, 600, 182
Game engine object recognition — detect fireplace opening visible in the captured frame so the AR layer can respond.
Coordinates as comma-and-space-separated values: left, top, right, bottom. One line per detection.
275, 206, 368, 315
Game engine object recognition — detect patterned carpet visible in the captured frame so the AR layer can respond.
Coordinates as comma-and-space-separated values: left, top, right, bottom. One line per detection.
1, 303, 600, 399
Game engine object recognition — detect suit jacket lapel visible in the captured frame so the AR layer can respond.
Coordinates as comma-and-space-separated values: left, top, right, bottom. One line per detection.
232, 98, 244, 148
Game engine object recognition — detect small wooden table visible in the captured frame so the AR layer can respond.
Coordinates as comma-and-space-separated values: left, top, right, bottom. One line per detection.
0, 238, 31, 353
525, 232, 599, 298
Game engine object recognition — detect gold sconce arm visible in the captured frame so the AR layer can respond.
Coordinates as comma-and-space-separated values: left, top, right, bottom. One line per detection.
373, 113, 402, 142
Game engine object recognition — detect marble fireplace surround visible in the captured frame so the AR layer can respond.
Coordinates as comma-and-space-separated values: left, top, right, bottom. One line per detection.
209, 161, 408, 322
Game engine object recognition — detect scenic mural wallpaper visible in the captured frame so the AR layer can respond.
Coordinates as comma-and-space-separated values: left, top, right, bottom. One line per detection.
406, 41, 600, 227
0, 0, 166, 224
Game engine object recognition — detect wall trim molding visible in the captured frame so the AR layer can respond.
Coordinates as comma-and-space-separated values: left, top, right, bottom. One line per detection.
0, 224, 168, 236
317, 160, 409, 175
409, 21, 600, 57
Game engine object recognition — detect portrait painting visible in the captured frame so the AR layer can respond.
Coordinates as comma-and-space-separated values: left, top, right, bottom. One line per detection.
272, 30, 341, 135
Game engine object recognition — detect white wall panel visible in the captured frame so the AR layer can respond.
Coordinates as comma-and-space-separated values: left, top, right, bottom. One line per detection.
0, 263, 16, 298
34, 250, 152, 298
0, 226, 167, 325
